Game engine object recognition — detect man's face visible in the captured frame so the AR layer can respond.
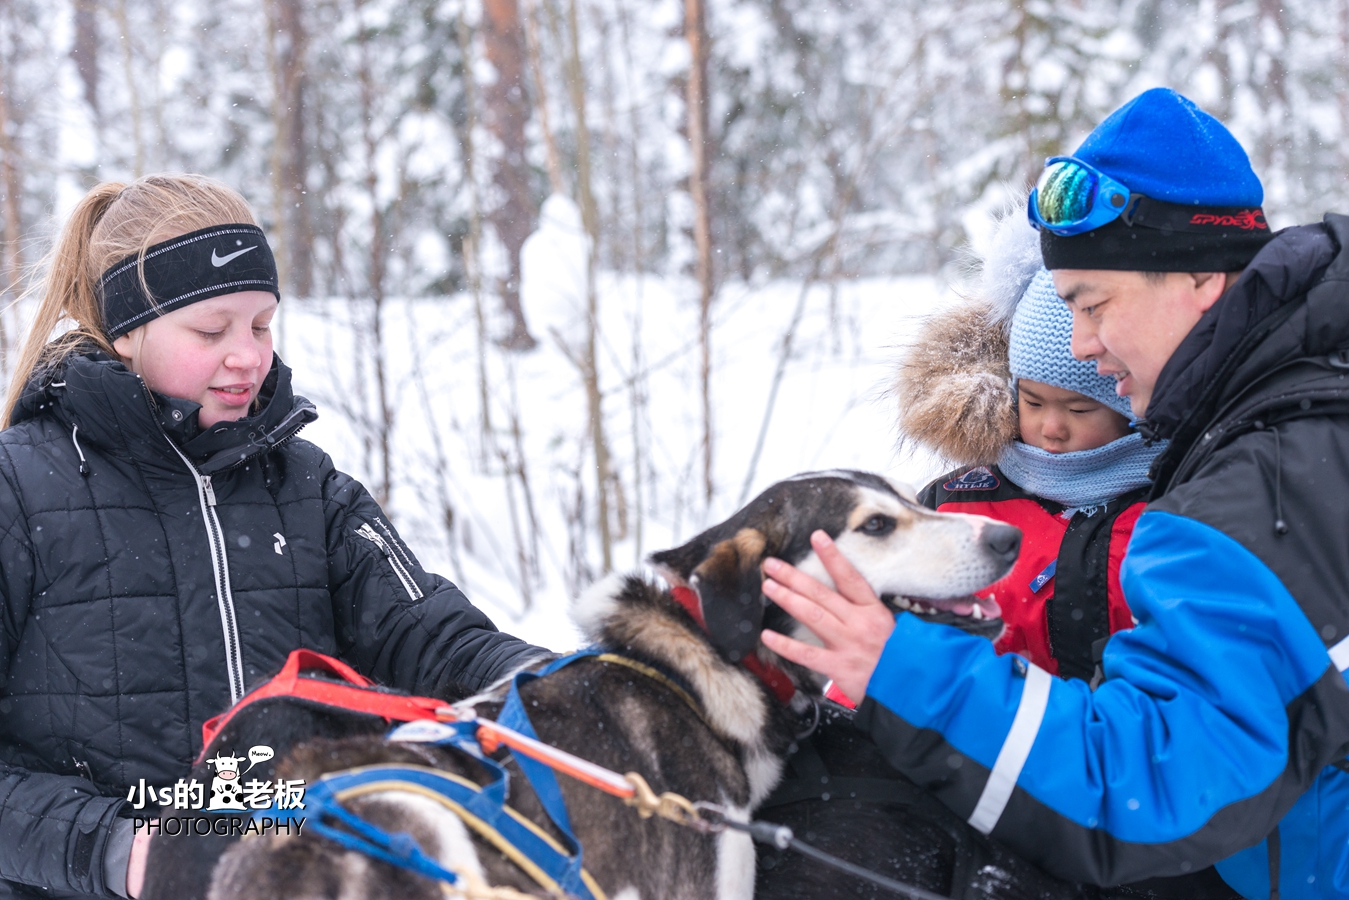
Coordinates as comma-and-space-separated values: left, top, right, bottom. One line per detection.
1054, 270, 1228, 417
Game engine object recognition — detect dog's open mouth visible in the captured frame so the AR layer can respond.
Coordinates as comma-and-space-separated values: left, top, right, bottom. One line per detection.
880, 594, 1004, 640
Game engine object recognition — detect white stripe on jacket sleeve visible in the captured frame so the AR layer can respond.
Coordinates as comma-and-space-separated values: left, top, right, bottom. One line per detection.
967, 663, 1053, 835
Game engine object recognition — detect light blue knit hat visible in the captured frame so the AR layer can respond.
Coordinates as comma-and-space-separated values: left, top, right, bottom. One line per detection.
1007, 269, 1133, 419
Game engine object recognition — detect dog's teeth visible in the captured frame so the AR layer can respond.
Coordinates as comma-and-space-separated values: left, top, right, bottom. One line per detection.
971, 605, 983, 620
914, 603, 930, 614
895, 597, 911, 609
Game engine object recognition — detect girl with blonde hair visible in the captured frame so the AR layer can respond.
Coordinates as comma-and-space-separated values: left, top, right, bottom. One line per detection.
0, 175, 542, 898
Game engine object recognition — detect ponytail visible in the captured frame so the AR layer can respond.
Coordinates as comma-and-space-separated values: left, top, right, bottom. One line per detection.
1, 183, 124, 427
1, 174, 259, 428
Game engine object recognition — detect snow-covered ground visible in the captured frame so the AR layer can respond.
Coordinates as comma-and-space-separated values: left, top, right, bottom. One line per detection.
280, 200, 958, 650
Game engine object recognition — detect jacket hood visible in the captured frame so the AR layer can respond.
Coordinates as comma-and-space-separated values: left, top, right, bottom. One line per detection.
892, 210, 1039, 466
892, 299, 1017, 467
13, 351, 317, 475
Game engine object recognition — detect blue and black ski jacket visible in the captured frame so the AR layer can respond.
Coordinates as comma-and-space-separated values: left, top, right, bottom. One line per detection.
856, 215, 1349, 899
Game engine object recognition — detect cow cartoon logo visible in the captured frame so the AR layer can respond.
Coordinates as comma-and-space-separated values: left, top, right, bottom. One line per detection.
206, 745, 274, 811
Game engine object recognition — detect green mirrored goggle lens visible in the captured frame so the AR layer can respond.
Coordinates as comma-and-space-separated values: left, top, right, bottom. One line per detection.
1035, 161, 1098, 226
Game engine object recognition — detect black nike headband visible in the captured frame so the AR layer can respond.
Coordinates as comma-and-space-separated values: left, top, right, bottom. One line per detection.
99, 224, 280, 339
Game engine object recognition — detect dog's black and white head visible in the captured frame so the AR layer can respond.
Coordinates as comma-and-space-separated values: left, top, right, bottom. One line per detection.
570, 470, 1019, 805
646, 469, 1017, 665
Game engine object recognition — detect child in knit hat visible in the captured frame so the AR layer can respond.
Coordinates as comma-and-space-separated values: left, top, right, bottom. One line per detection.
893, 216, 1165, 680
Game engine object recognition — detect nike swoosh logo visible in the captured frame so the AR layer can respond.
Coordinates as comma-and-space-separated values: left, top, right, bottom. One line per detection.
211, 246, 258, 267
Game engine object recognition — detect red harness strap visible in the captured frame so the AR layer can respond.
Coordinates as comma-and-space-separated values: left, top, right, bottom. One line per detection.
201, 589, 799, 760
198, 649, 449, 760
669, 585, 797, 704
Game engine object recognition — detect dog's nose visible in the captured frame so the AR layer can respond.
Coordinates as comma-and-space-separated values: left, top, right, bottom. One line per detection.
982, 523, 1021, 564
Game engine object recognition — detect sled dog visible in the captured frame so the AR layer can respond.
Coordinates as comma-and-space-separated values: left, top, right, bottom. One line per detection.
146, 469, 1018, 900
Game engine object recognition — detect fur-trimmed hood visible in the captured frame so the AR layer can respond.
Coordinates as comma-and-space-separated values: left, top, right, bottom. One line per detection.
892, 301, 1016, 467
893, 210, 1042, 467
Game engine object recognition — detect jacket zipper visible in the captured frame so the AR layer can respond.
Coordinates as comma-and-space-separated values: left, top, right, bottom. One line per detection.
127, 375, 306, 708
165, 432, 247, 706
356, 522, 424, 601
373, 517, 416, 570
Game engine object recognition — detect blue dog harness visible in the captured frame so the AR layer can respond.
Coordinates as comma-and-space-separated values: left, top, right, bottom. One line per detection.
266, 745, 605, 898
252, 649, 702, 898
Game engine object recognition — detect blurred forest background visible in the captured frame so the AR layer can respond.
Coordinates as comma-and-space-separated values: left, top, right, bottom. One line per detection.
0, 0, 1343, 638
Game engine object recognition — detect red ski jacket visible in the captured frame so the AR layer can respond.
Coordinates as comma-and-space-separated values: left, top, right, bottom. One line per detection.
918, 465, 1146, 680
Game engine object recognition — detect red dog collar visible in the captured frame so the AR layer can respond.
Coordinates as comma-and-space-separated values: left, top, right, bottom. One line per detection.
669, 584, 797, 704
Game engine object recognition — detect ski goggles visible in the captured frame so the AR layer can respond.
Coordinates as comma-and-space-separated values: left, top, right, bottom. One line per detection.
1027, 157, 1133, 236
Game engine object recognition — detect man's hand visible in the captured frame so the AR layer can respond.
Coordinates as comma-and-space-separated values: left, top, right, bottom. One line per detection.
759, 529, 895, 704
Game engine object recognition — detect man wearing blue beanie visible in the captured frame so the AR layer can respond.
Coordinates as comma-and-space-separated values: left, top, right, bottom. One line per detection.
755, 88, 1349, 900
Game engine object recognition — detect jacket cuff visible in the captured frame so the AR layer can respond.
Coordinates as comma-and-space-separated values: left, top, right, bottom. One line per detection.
71, 795, 126, 897
103, 819, 135, 898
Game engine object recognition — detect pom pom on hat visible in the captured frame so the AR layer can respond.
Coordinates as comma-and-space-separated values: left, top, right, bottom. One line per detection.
1008, 269, 1133, 419
981, 206, 1045, 325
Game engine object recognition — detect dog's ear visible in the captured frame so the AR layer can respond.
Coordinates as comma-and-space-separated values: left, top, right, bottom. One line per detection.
647, 538, 707, 583
690, 528, 769, 663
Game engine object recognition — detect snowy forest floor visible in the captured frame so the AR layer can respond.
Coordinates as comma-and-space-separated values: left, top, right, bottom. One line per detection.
278, 263, 954, 650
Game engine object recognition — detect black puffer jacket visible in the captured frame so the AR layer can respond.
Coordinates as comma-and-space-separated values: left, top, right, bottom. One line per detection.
0, 352, 541, 897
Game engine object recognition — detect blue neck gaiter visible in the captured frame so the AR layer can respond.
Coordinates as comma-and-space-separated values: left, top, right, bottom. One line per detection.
996, 432, 1166, 512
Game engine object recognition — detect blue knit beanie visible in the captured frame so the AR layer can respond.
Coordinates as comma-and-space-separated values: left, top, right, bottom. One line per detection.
1041, 88, 1273, 271
1077, 88, 1262, 206
1008, 269, 1133, 419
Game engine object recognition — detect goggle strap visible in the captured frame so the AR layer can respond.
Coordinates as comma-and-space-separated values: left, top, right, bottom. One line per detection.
1118, 196, 1269, 235
1119, 195, 1145, 226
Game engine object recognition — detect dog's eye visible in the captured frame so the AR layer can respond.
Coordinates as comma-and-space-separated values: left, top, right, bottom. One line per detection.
857, 514, 895, 536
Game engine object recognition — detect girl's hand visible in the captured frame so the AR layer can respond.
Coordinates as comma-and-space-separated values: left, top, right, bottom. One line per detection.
759, 530, 895, 704
127, 826, 153, 898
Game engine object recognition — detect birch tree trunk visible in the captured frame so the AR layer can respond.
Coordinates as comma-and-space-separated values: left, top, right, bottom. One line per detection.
617, 0, 647, 558
562, 0, 614, 573
266, 0, 313, 298
483, 0, 537, 351
521, 0, 564, 195
265, 2, 289, 305
70, 0, 100, 124
685, 0, 715, 505
355, 0, 393, 510
112, 0, 144, 177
